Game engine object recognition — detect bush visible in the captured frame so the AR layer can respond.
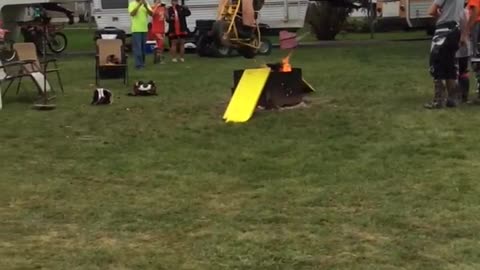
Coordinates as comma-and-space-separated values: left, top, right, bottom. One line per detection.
306, 1, 351, 40
342, 18, 370, 33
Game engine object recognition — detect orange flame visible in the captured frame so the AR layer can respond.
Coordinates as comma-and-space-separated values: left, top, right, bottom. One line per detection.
281, 52, 292, 72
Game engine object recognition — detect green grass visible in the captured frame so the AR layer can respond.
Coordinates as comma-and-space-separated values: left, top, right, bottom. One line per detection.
62, 26, 429, 53
2, 42, 480, 269
65, 28, 96, 52
290, 27, 429, 42
335, 30, 429, 41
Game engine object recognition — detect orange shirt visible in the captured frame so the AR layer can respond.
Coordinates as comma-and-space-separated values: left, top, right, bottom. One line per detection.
468, 0, 480, 22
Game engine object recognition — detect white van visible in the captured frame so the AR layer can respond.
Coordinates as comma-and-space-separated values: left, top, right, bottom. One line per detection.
92, 0, 309, 35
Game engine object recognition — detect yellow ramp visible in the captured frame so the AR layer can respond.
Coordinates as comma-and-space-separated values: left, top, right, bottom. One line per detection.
223, 68, 270, 123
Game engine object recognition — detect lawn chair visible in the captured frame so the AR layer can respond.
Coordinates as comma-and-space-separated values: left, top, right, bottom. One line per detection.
13, 42, 64, 93
0, 59, 52, 109
95, 39, 128, 86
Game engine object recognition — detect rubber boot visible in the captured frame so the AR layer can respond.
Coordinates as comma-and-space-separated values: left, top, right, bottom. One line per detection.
446, 79, 458, 107
458, 73, 470, 103
424, 80, 446, 109
470, 73, 480, 105
476, 73, 480, 101
153, 49, 161, 64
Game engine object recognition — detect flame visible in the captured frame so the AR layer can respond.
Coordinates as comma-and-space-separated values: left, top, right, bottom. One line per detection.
281, 52, 292, 72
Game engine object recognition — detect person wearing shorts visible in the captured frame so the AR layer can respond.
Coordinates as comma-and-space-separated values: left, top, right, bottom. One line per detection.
457, 5, 473, 103
167, 0, 191, 62
152, 0, 167, 63
425, 0, 464, 109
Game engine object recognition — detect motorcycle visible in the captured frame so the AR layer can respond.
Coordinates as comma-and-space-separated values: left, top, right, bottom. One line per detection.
20, 17, 68, 55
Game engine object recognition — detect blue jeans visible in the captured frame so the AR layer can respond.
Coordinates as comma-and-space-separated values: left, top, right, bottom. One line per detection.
132, 32, 146, 68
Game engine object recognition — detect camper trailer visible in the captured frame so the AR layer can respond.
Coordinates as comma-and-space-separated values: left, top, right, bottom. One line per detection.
376, 0, 433, 31
92, 0, 309, 35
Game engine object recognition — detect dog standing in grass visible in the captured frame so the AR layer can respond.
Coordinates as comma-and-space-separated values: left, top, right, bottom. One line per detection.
425, 0, 465, 109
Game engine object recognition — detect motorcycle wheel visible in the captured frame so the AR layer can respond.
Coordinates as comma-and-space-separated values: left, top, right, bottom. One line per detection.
48, 32, 68, 53
0, 40, 16, 62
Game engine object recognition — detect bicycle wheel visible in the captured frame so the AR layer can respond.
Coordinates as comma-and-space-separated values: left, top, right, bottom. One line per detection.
0, 40, 16, 62
47, 32, 68, 53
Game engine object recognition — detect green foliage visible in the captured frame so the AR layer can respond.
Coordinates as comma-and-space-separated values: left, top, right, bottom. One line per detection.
342, 18, 371, 33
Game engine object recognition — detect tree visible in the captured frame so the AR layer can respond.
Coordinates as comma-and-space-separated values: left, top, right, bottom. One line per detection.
306, 0, 369, 40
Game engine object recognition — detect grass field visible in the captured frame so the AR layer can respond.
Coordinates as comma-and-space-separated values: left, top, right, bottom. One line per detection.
2, 40, 480, 269
62, 27, 430, 52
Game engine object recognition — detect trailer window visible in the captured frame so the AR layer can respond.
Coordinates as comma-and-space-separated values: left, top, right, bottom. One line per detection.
101, 0, 129, 9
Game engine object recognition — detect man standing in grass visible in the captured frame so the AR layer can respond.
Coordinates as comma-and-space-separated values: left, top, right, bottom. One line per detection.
424, 0, 464, 109
129, 0, 153, 69
456, 2, 473, 103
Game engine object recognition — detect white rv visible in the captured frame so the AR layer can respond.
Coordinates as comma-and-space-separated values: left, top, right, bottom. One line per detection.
92, 0, 309, 35
376, 0, 433, 30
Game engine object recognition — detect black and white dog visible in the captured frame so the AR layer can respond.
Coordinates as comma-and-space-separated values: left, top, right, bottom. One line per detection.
129, 81, 157, 96
91, 88, 113, 105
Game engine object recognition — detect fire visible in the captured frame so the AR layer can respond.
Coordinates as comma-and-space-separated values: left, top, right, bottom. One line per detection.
280, 53, 292, 72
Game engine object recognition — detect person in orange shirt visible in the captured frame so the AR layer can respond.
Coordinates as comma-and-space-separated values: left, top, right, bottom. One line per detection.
152, 0, 167, 63
465, 0, 480, 103
457, 4, 473, 103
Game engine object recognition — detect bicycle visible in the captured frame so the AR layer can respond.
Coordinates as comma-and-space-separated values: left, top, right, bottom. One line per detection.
0, 21, 16, 62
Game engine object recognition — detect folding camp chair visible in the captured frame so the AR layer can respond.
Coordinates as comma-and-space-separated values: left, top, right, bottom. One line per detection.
13, 42, 64, 93
95, 39, 128, 85
0, 60, 24, 110
0, 59, 52, 109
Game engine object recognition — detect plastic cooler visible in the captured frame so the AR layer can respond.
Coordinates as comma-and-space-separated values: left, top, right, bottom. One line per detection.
145, 40, 156, 54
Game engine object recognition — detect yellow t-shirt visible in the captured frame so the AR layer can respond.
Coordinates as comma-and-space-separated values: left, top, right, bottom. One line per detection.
128, 1, 150, 33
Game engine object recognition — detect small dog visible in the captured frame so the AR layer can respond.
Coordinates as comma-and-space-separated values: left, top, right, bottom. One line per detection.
105, 54, 120, 65
91, 88, 113, 105
129, 81, 157, 96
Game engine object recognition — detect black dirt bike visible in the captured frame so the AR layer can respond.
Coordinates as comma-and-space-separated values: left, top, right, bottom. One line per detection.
20, 17, 68, 55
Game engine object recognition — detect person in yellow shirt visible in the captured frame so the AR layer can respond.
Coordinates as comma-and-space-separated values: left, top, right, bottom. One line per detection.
129, 0, 153, 69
